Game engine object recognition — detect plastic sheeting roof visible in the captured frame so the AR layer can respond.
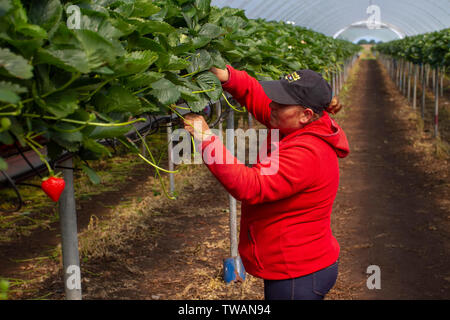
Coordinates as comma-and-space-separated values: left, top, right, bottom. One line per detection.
211, 0, 450, 42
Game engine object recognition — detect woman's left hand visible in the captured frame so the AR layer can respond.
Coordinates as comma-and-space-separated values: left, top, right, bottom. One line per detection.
183, 113, 213, 141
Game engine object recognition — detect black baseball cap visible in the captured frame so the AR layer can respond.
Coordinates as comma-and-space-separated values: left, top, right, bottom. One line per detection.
260, 70, 332, 114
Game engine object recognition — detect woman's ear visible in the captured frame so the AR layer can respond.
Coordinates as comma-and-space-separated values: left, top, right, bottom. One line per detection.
298, 107, 314, 124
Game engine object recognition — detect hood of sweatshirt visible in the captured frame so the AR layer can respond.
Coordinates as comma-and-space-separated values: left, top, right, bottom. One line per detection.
282, 111, 350, 158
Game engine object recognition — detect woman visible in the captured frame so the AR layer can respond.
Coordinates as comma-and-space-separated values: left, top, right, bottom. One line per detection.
183, 65, 350, 300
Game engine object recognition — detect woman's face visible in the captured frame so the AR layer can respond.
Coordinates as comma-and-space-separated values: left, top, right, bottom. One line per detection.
269, 101, 314, 135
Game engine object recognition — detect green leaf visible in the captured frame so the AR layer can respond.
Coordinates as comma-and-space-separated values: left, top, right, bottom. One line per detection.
94, 85, 141, 114
181, 5, 197, 30
140, 98, 159, 113
156, 53, 190, 71
187, 49, 213, 74
209, 49, 227, 69
48, 23, 79, 46
194, 0, 211, 20
0, 80, 27, 95
187, 94, 209, 112
78, 3, 110, 18
178, 85, 200, 102
0, 48, 33, 79
129, 18, 176, 35
198, 23, 223, 39
83, 138, 111, 157
125, 71, 163, 88
0, 156, 7, 171
109, 15, 136, 36
44, 90, 79, 118
79, 14, 124, 40
195, 71, 222, 101
0, 0, 13, 17
81, 164, 101, 184
36, 47, 90, 73
192, 36, 212, 49
114, 50, 158, 76
93, 66, 114, 75
114, 2, 134, 17
89, 125, 132, 139
50, 135, 80, 152
73, 29, 118, 69
50, 124, 83, 142
9, 0, 27, 25
128, 33, 166, 53
0, 131, 14, 145
28, 0, 62, 33
16, 23, 48, 39
171, 39, 194, 55
220, 16, 247, 32
0, 88, 19, 103
131, 0, 161, 17
150, 78, 180, 105
211, 38, 235, 51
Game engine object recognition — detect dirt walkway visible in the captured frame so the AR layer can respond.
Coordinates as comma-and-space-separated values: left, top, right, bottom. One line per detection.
327, 59, 449, 299
2, 58, 449, 300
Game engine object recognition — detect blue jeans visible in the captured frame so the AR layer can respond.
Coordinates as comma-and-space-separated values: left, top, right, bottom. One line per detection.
264, 260, 339, 300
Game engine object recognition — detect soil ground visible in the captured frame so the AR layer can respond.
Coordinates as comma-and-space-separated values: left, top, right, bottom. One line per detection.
0, 57, 449, 300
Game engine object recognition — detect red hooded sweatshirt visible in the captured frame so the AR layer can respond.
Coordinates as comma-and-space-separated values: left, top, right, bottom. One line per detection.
200, 65, 350, 280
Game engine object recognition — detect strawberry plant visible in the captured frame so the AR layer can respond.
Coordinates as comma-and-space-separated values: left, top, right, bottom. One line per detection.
375, 28, 449, 68
0, 0, 359, 189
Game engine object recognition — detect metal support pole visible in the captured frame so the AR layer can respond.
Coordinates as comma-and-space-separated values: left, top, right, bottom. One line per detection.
413, 64, 418, 110
407, 62, 412, 101
403, 61, 408, 95
226, 109, 238, 258
400, 60, 404, 92
336, 70, 339, 95
248, 113, 253, 129
334, 72, 338, 95
392, 58, 396, 80
222, 107, 245, 283
167, 121, 175, 195
432, 66, 436, 93
421, 64, 426, 119
58, 158, 82, 300
216, 101, 223, 141
331, 72, 336, 96
434, 68, 439, 137
441, 67, 444, 97
396, 60, 400, 87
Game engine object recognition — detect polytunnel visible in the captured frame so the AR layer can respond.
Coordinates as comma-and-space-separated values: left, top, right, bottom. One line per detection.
0, 0, 449, 303
211, 0, 450, 42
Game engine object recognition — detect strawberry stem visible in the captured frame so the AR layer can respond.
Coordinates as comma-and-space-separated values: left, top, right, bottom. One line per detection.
221, 93, 246, 112
24, 136, 54, 177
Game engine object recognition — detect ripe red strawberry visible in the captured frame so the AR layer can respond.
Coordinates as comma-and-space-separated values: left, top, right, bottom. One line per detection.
41, 176, 66, 202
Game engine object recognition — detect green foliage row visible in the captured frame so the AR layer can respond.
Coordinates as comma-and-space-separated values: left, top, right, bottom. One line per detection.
0, 0, 359, 172
375, 28, 449, 67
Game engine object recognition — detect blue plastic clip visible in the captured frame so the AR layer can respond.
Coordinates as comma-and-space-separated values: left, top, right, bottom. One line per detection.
223, 256, 246, 283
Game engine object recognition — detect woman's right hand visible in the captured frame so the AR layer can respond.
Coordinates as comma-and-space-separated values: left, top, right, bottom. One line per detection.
210, 66, 229, 83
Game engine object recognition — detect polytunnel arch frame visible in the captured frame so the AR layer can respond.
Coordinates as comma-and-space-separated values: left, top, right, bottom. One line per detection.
211, 0, 450, 40
333, 21, 406, 40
